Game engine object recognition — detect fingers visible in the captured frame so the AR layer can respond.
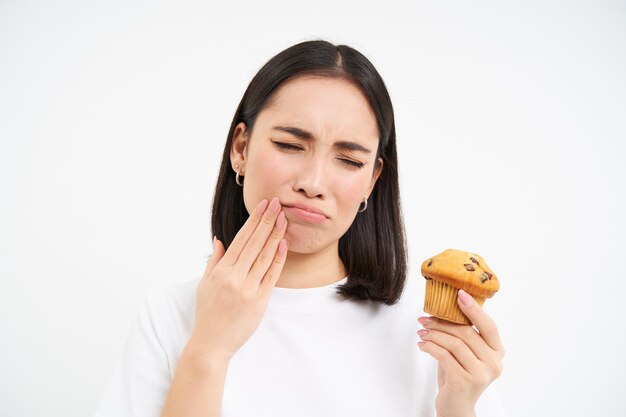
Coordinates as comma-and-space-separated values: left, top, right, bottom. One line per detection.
202, 237, 226, 280
418, 316, 495, 363
258, 238, 288, 297
248, 210, 288, 286
220, 198, 270, 266
418, 339, 468, 379
456, 290, 505, 353
236, 197, 283, 273
418, 329, 482, 374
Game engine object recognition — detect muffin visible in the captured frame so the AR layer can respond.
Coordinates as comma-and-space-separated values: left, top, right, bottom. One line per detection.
420, 249, 500, 325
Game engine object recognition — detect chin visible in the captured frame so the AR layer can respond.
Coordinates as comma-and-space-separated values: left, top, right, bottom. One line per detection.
283, 228, 325, 254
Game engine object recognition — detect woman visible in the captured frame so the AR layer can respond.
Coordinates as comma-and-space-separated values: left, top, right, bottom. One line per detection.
94, 40, 506, 417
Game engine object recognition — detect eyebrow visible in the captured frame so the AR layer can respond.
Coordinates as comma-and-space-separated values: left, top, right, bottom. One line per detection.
271, 125, 372, 154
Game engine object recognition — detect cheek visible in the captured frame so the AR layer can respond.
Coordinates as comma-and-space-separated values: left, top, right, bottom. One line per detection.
242, 149, 280, 212
243, 150, 301, 214
340, 174, 371, 207
331, 173, 371, 232
255, 152, 295, 192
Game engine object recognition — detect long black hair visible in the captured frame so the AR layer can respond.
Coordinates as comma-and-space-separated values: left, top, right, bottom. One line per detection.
211, 39, 407, 305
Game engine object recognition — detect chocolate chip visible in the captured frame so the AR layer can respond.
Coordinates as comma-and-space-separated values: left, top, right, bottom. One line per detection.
484, 271, 493, 280
470, 256, 480, 266
481, 272, 489, 283
464, 263, 475, 271
427, 259, 433, 267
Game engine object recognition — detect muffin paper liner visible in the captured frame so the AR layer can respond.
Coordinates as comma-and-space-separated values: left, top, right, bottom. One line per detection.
424, 279, 486, 325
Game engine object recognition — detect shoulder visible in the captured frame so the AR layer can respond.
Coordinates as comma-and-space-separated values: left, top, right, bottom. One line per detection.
143, 275, 201, 309
139, 276, 201, 332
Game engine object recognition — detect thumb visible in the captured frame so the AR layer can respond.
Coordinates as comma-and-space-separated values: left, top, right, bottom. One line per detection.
203, 236, 225, 278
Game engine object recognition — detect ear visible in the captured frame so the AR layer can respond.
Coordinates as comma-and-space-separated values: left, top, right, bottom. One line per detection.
230, 122, 249, 172
366, 157, 383, 196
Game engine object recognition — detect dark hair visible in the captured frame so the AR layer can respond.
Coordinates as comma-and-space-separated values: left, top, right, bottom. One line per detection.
210, 39, 407, 305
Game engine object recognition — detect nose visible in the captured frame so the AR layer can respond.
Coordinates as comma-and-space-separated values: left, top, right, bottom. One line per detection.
292, 156, 328, 199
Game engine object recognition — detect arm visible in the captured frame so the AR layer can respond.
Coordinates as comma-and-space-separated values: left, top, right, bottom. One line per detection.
159, 340, 231, 417
160, 197, 288, 417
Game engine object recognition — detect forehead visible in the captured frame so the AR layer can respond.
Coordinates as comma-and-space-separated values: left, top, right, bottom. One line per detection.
256, 75, 379, 145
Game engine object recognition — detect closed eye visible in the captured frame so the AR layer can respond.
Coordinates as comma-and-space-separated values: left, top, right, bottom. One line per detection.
274, 142, 302, 151
340, 158, 364, 168
273, 142, 364, 169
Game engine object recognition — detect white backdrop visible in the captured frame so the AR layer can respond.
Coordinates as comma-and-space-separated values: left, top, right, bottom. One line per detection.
1, 1, 625, 416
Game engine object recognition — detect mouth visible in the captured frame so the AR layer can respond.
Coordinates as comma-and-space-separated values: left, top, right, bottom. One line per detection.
281, 202, 328, 218
282, 205, 328, 224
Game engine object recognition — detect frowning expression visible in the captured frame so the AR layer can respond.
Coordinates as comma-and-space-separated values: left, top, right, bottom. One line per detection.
230, 75, 383, 253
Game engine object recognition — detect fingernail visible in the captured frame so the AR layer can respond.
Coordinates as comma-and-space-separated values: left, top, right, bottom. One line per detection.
256, 199, 269, 216
276, 211, 285, 229
418, 317, 431, 327
269, 197, 280, 214
278, 239, 287, 256
459, 289, 473, 307
417, 329, 429, 337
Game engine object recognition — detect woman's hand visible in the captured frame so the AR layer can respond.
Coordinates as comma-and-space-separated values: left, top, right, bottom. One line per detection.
190, 197, 288, 363
417, 290, 505, 417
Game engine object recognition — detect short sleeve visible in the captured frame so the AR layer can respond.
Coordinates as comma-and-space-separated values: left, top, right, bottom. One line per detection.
93, 288, 173, 417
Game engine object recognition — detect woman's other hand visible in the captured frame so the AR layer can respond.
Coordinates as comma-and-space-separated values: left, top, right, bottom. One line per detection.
417, 290, 505, 417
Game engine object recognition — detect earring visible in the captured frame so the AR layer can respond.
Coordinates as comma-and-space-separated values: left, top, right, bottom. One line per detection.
358, 197, 368, 213
235, 164, 244, 186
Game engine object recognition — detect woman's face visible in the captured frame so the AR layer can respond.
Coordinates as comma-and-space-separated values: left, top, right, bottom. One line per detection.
230, 75, 383, 254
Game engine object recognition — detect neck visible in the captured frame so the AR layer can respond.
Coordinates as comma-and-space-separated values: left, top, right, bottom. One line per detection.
275, 241, 347, 289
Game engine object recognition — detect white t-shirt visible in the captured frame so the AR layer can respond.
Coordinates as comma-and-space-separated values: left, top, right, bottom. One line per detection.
93, 275, 507, 417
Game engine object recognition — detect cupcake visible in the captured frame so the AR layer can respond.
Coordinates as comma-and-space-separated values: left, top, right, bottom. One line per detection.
420, 249, 500, 325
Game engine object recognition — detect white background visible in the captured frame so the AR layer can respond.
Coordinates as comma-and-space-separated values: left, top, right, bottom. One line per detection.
1, 1, 625, 416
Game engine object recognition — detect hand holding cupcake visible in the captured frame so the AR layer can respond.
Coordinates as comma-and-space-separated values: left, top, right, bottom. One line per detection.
417, 249, 505, 417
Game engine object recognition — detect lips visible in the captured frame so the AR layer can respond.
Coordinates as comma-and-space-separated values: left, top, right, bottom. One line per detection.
282, 206, 327, 224
281, 202, 329, 218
